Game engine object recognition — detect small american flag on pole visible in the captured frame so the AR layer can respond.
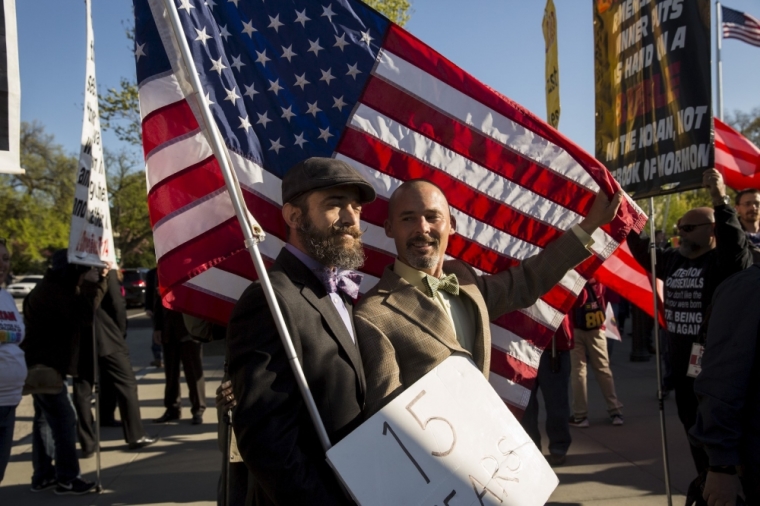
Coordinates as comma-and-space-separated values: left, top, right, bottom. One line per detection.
722, 5, 760, 47
134, 0, 646, 411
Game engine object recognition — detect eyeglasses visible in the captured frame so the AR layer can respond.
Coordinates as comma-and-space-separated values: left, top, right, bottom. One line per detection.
677, 223, 712, 233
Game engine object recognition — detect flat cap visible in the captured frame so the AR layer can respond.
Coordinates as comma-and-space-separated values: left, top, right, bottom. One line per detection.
282, 157, 376, 204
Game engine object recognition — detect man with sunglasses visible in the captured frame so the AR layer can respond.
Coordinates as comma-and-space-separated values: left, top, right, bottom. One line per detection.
627, 168, 752, 476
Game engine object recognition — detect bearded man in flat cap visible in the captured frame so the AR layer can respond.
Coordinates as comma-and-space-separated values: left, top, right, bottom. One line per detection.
227, 157, 375, 506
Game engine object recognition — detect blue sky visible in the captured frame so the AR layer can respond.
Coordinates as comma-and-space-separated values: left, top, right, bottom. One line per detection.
16, 0, 760, 161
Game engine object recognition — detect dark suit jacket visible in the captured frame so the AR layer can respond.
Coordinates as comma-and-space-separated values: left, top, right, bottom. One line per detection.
22, 269, 105, 377
79, 270, 129, 381
227, 248, 364, 506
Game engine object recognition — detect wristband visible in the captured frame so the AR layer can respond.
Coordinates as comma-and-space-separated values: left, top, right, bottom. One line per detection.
709, 465, 737, 475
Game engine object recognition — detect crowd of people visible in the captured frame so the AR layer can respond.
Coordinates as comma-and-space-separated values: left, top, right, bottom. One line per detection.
1, 162, 758, 505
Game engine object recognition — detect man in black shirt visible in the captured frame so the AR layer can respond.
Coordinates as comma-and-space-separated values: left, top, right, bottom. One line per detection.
627, 169, 752, 474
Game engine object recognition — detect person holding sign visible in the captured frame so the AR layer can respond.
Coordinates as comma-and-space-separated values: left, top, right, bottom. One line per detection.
568, 279, 624, 428
227, 158, 376, 505
355, 180, 622, 417
627, 169, 752, 475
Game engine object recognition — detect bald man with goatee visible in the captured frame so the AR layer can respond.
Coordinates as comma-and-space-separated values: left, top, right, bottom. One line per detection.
627, 168, 752, 476
355, 179, 622, 417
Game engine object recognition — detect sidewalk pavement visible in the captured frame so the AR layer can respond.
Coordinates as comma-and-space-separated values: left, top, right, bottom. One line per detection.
1, 315, 696, 505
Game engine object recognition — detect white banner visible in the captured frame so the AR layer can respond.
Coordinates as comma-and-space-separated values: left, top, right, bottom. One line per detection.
604, 302, 622, 341
0, 0, 22, 174
327, 355, 558, 506
67, 0, 115, 267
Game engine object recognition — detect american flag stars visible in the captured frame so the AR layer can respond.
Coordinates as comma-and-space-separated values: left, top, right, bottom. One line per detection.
241, 20, 256, 37
307, 39, 323, 56
281, 45, 296, 62
169, 0, 382, 172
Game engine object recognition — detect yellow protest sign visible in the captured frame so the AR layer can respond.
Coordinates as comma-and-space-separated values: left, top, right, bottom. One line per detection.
542, 0, 560, 128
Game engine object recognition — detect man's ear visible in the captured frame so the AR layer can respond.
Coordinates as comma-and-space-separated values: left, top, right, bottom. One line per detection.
282, 203, 302, 230
449, 212, 456, 236
384, 218, 392, 238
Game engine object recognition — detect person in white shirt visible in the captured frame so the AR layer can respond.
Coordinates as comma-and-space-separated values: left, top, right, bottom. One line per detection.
0, 238, 26, 483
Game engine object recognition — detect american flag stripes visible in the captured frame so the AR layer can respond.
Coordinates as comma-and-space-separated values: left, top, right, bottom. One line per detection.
715, 117, 760, 191
134, 0, 646, 410
722, 5, 760, 48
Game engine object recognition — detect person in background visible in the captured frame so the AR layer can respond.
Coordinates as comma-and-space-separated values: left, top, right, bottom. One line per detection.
73, 268, 156, 456
152, 303, 206, 425
689, 265, 760, 505
734, 188, 760, 263
628, 169, 752, 475
568, 279, 624, 428
144, 268, 163, 368
655, 229, 670, 249
0, 239, 26, 484
520, 316, 573, 467
21, 250, 100, 495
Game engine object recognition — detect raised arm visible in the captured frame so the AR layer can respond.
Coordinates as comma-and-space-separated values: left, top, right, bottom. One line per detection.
471, 190, 622, 318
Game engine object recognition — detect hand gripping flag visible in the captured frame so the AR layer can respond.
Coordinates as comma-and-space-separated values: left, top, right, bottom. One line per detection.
134, 0, 647, 411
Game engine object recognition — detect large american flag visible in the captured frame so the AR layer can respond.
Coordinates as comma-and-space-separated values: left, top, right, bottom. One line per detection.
134, 0, 646, 410
722, 5, 760, 47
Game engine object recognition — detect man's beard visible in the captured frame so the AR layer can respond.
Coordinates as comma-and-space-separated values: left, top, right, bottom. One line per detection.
297, 215, 365, 270
679, 238, 703, 256
404, 234, 441, 270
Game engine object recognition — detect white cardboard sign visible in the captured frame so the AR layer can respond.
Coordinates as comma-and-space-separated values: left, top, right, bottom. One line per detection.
327, 355, 558, 506
67, 0, 116, 268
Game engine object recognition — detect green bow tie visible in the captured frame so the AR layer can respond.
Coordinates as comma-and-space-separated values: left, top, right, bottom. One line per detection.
423, 273, 460, 298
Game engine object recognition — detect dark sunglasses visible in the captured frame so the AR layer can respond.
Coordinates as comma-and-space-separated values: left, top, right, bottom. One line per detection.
677, 223, 712, 233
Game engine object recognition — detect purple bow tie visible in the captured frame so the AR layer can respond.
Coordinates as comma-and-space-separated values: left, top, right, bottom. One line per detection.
315, 269, 363, 299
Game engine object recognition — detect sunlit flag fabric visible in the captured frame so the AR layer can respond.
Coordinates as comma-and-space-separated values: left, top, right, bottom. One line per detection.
134, 0, 646, 410
714, 118, 760, 191
722, 5, 760, 48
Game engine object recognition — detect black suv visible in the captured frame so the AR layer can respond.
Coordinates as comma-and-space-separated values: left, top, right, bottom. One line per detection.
121, 268, 150, 308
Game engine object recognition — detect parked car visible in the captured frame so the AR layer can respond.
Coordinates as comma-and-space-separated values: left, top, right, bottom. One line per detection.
6, 275, 44, 298
121, 268, 150, 308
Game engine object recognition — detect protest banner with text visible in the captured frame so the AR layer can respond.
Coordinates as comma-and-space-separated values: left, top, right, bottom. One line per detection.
67, 0, 115, 267
594, 0, 712, 198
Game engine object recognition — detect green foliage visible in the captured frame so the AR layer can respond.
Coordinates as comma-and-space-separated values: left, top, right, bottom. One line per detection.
0, 123, 155, 274
105, 150, 155, 268
100, 77, 142, 147
364, 0, 412, 26
0, 122, 76, 273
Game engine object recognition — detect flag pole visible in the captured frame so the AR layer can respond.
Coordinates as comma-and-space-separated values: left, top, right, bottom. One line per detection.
649, 197, 672, 506
716, 1, 724, 120
161, 0, 332, 453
